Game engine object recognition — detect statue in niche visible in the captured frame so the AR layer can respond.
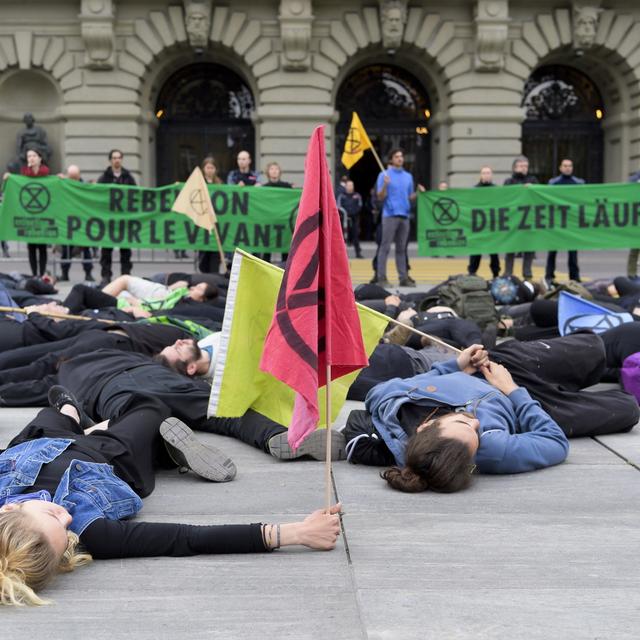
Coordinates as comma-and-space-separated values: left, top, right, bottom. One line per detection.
573, 4, 602, 49
15, 113, 51, 165
184, 0, 211, 49
379, 0, 407, 51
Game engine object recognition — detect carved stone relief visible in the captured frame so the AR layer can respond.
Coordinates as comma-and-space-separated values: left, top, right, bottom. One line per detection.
573, 2, 603, 50
79, 0, 115, 69
474, 0, 509, 72
279, 0, 313, 71
379, 0, 407, 52
184, 0, 212, 50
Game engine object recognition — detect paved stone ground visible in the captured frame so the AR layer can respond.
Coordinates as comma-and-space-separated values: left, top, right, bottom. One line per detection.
1, 247, 639, 638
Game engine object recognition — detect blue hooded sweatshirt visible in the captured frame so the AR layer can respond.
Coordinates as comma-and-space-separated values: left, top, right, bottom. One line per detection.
364, 359, 569, 474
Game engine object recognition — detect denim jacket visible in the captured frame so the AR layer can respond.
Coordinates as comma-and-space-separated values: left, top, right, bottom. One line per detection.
0, 438, 142, 535
365, 359, 569, 474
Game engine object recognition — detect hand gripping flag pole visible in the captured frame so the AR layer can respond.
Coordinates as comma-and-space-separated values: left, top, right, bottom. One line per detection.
260, 126, 369, 510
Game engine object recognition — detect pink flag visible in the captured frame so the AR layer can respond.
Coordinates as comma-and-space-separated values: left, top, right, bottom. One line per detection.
259, 126, 368, 449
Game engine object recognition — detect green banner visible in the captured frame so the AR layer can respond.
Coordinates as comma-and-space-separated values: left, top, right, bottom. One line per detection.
418, 182, 640, 256
0, 175, 300, 252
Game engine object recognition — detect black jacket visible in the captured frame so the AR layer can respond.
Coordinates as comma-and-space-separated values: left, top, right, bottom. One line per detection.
503, 172, 538, 186
97, 166, 137, 185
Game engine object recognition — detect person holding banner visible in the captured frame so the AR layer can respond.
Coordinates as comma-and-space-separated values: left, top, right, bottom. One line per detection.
467, 166, 500, 279
227, 150, 260, 187
0, 392, 341, 606
374, 149, 424, 287
626, 170, 640, 279
502, 156, 538, 280
97, 150, 136, 287
545, 158, 584, 286
17, 149, 50, 277
197, 156, 223, 273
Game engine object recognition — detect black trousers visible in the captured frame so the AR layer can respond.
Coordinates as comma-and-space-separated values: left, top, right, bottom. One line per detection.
63, 283, 117, 314
100, 248, 132, 280
347, 215, 361, 256
468, 254, 500, 278
8, 394, 173, 498
198, 250, 220, 274
201, 409, 286, 453
545, 250, 580, 281
28, 243, 47, 276
490, 333, 639, 437
61, 246, 93, 277
0, 331, 133, 385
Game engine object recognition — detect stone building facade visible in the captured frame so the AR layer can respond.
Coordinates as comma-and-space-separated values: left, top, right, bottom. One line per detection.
1, 0, 639, 194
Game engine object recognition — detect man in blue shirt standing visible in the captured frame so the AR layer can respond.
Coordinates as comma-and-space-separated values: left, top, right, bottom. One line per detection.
374, 149, 423, 287
545, 158, 585, 286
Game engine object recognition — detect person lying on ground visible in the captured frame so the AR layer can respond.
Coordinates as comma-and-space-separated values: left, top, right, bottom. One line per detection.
0, 323, 201, 386
0, 308, 107, 352
0, 388, 341, 607
342, 334, 639, 492
0, 336, 218, 410
63, 279, 218, 317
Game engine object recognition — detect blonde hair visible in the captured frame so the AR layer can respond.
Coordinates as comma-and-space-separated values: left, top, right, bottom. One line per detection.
0, 510, 92, 606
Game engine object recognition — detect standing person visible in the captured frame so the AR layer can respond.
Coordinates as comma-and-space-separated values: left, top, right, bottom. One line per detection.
545, 158, 585, 285
468, 166, 500, 278
337, 180, 363, 259
262, 161, 292, 189
57, 165, 93, 282
503, 156, 538, 280
197, 156, 223, 273
627, 169, 640, 279
261, 162, 293, 263
335, 174, 348, 199
97, 150, 136, 287
226, 150, 260, 186
374, 149, 424, 288
21, 148, 50, 276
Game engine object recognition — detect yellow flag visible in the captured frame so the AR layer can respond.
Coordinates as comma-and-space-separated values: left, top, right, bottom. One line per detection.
208, 250, 390, 426
171, 166, 216, 232
341, 112, 374, 169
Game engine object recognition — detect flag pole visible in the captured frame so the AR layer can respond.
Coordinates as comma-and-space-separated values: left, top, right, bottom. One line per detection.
210, 221, 228, 275
368, 144, 387, 175
0, 306, 116, 323
324, 362, 333, 512
384, 316, 463, 354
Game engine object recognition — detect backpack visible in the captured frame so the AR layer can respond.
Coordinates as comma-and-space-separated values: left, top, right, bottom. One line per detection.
621, 352, 640, 402
434, 275, 499, 329
543, 280, 593, 300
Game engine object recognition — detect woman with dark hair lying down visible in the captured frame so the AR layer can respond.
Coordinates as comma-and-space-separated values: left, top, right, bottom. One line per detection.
344, 333, 639, 493
0, 389, 340, 606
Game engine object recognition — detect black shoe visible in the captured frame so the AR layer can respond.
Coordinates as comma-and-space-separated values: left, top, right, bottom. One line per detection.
160, 418, 236, 482
58, 274, 69, 282
98, 278, 110, 288
84, 273, 95, 282
48, 385, 95, 430
399, 277, 417, 287
268, 429, 346, 461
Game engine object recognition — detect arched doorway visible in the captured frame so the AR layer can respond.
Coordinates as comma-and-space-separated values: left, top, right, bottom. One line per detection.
335, 64, 431, 239
522, 65, 604, 184
155, 62, 255, 185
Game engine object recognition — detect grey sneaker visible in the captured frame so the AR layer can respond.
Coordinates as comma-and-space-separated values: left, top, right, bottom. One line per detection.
160, 418, 236, 482
268, 429, 346, 461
